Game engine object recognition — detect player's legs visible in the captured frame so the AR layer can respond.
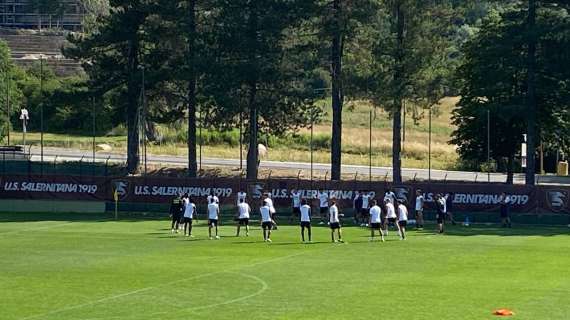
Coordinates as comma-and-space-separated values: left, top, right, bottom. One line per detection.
437, 215, 444, 233
399, 221, 407, 240
171, 214, 177, 233
416, 210, 424, 229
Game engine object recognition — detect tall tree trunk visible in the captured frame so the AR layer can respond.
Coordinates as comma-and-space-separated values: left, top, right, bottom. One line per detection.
392, 1, 404, 184
246, 84, 258, 180
525, 0, 537, 185
506, 155, 514, 185
187, 0, 198, 177
246, 2, 259, 180
126, 38, 140, 174
330, 0, 343, 181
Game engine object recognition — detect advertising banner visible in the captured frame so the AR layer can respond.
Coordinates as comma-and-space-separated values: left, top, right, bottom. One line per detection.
1, 175, 568, 214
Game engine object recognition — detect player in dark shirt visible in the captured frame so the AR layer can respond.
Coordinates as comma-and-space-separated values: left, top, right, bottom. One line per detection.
169, 195, 183, 233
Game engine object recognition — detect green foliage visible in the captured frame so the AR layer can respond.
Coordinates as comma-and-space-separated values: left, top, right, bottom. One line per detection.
0, 40, 23, 144
451, 4, 570, 177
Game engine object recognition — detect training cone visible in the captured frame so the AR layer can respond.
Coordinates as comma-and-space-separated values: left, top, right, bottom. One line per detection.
493, 309, 515, 316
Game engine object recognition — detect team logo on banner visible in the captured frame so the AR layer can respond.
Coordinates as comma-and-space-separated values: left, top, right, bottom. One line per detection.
249, 183, 265, 199
393, 186, 411, 202
113, 180, 130, 200
546, 190, 568, 213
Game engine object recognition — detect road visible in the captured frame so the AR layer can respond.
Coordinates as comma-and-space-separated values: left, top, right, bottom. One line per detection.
24, 146, 570, 185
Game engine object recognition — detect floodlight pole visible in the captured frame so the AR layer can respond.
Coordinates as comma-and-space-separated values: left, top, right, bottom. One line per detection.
92, 96, 96, 165
310, 108, 314, 182
239, 110, 243, 171
6, 73, 10, 145
369, 109, 372, 182
22, 116, 26, 147
40, 55, 44, 173
487, 109, 491, 183
428, 106, 432, 182
199, 106, 202, 171
142, 66, 147, 176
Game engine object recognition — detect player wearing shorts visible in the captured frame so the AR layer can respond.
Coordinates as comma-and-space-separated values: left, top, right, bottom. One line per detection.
183, 195, 197, 237
236, 198, 251, 237
260, 200, 273, 242
207, 197, 220, 240
300, 199, 312, 243
318, 189, 329, 224
291, 190, 301, 223
361, 191, 371, 227
397, 199, 408, 240
369, 200, 384, 242
329, 198, 343, 243
169, 195, 183, 233
383, 198, 397, 237
415, 190, 425, 229
264, 193, 278, 230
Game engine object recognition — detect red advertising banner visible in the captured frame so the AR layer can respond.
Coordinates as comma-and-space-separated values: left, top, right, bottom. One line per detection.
1, 175, 569, 214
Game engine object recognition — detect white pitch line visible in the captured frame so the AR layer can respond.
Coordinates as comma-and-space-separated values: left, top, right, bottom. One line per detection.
147, 271, 269, 318
19, 250, 309, 320
188, 272, 269, 312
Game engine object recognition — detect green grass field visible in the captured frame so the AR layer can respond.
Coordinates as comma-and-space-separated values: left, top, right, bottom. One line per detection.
1, 214, 569, 320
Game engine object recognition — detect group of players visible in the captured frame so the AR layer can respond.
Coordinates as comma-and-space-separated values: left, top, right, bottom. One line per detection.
168, 188, 465, 243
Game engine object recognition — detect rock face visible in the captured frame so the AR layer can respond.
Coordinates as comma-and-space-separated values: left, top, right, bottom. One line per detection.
0, 28, 84, 77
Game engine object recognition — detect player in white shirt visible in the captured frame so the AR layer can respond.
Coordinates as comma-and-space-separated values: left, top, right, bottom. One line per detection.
397, 199, 408, 240
263, 193, 278, 230
236, 198, 251, 237
383, 198, 397, 237
415, 190, 425, 229
299, 199, 312, 243
236, 190, 247, 206
360, 191, 372, 227
260, 200, 273, 242
291, 190, 302, 223
207, 197, 220, 239
183, 195, 197, 237
435, 194, 446, 234
368, 200, 384, 242
207, 191, 219, 205
329, 198, 343, 243
318, 190, 329, 224
384, 188, 396, 204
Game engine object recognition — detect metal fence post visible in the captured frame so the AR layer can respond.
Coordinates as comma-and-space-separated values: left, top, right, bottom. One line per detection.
79, 155, 84, 179
27, 153, 32, 177
104, 156, 111, 177
53, 155, 58, 175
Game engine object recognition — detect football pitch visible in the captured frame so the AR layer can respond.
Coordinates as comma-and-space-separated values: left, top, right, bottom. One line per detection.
1, 214, 569, 320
